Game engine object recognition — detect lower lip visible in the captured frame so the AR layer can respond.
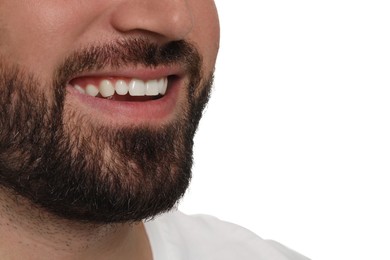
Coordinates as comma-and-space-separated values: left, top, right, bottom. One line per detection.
66, 78, 183, 126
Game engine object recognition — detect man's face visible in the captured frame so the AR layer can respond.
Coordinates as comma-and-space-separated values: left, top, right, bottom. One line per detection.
0, 1, 219, 223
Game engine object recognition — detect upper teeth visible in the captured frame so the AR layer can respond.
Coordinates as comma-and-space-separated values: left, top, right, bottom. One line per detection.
74, 78, 168, 98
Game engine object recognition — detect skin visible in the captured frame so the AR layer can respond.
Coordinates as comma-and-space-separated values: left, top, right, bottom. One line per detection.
0, 0, 219, 259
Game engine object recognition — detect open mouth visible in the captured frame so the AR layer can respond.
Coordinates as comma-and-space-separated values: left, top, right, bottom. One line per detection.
69, 76, 172, 102
66, 72, 183, 123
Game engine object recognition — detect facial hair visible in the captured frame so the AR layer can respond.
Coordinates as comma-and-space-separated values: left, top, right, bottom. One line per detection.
0, 39, 213, 223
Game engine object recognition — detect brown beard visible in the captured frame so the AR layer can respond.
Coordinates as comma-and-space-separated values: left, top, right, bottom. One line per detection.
0, 39, 213, 224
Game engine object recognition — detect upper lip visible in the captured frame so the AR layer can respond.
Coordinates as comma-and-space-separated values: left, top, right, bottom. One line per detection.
67, 65, 185, 83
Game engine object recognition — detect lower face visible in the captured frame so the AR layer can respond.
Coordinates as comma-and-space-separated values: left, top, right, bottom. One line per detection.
0, 35, 216, 223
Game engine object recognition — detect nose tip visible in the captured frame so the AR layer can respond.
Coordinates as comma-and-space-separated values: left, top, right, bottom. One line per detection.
110, 0, 194, 41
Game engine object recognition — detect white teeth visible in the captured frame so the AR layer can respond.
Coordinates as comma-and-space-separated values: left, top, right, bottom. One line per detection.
86, 84, 99, 97
129, 79, 146, 96
74, 84, 85, 94
99, 80, 115, 98
158, 78, 168, 95
115, 80, 128, 95
146, 79, 160, 96
75, 77, 168, 98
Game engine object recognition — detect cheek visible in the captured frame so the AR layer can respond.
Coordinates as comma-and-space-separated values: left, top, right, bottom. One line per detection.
190, 0, 220, 74
0, 1, 105, 78
0, 6, 66, 76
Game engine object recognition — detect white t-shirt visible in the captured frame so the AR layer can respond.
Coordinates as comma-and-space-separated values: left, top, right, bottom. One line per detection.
144, 211, 310, 260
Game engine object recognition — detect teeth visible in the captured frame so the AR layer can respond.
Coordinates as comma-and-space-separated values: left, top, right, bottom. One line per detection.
115, 80, 128, 95
129, 79, 146, 96
159, 78, 168, 95
85, 84, 99, 97
74, 84, 85, 94
146, 79, 160, 96
79, 78, 169, 98
99, 80, 115, 98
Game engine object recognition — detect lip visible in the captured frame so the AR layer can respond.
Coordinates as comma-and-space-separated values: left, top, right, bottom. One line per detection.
65, 67, 186, 126
68, 65, 186, 81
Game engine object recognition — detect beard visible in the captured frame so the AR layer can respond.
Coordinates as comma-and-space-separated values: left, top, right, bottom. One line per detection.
0, 39, 213, 224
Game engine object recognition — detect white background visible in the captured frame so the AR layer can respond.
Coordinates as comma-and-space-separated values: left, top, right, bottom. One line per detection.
180, 1, 390, 260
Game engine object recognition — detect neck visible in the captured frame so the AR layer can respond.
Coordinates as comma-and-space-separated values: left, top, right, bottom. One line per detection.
0, 188, 153, 260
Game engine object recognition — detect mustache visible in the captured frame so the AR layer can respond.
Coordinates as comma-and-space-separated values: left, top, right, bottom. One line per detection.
54, 38, 202, 85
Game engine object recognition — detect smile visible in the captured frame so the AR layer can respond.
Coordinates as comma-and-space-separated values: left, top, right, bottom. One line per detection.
70, 77, 169, 102
74, 78, 168, 98
66, 71, 184, 125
